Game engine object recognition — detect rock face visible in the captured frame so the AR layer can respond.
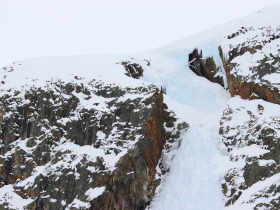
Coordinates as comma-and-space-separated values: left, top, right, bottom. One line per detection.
219, 26, 280, 104
90, 91, 168, 210
189, 26, 280, 105
214, 25, 280, 208
119, 61, 146, 79
189, 49, 225, 88
0, 60, 187, 209
219, 97, 280, 209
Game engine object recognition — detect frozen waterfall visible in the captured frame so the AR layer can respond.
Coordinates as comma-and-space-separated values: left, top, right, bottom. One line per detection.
142, 46, 230, 210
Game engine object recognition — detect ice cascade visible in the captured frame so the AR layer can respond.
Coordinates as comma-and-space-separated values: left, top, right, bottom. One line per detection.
142, 40, 230, 210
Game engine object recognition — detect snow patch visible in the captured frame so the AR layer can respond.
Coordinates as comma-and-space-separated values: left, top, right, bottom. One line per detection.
85, 186, 106, 201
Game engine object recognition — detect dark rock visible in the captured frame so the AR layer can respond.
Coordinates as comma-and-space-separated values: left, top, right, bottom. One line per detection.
188, 49, 225, 88
120, 61, 144, 79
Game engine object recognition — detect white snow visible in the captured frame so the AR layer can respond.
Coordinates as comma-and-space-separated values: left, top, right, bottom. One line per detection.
227, 96, 280, 119
61, 200, 66, 206
66, 198, 91, 209
127, 171, 134, 175
85, 186, 106, 200
262, 73, 280, 84
258, 159, 276, 166
50, 198, 57, 203
0, 185, 34, 209
1, 55, 148, 91
226, 173, 280, 210
231, 145, 269, 158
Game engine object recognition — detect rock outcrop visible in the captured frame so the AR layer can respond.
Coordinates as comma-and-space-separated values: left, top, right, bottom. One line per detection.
90, 90, 169, 210
188, 26, 280, 105
0, 61, 187, 209
219, 97, 280, 208
119, 61, 145, 79
189, 49, 225, 88
219, 26, 280, 104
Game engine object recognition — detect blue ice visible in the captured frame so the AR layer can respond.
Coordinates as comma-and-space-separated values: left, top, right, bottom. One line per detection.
150, 126, 223, 210
144, 48, 221, 114
143, 46, 225, 209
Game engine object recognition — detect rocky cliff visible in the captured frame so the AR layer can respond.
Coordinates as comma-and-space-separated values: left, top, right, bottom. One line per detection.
0, 59, 187, 209
188, 25, 280, 105
219, 97, 280, 209
220, 26, 280, 104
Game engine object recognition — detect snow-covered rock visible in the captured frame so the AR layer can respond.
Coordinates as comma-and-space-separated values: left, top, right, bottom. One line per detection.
1, 3, 280, 210
220, 97, 280, 209
0, 57, 187, 209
